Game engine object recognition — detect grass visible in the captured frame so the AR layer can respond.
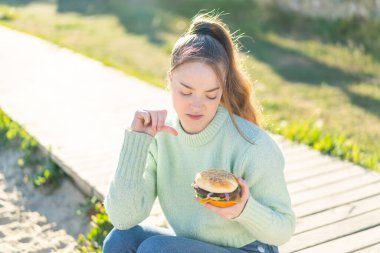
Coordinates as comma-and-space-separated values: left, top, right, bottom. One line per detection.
0, 1, 378, 172
76, 196, 113, 252
0, 107, 65, 191
267, 119, 378, 170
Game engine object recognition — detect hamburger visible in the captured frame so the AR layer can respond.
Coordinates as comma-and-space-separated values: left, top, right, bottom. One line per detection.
191, 169, 242, 208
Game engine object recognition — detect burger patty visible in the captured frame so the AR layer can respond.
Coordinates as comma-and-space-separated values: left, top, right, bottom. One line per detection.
194, 186, 241, 201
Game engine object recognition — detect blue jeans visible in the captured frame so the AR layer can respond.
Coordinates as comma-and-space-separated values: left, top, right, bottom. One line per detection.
102, 224, 279, 253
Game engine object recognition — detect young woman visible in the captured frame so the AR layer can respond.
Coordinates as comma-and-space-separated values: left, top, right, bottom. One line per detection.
103, 12, 296, 253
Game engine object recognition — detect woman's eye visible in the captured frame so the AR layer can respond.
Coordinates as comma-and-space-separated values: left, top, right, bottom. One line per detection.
180, 92, 217, 100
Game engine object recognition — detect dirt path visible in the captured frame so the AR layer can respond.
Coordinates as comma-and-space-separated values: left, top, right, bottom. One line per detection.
0, 148, 91, 253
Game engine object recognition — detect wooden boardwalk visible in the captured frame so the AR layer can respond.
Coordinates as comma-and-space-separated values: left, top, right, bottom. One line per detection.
1, 25, 379, 253
278, 140, 380, 253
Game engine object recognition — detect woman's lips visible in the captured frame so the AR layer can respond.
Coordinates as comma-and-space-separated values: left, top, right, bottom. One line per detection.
187, 114, 203, 120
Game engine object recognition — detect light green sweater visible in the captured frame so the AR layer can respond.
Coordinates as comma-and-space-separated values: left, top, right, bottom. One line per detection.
104, 105, 296, 248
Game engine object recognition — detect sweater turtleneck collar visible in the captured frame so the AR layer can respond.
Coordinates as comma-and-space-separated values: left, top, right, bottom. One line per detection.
174, 105, 229, 147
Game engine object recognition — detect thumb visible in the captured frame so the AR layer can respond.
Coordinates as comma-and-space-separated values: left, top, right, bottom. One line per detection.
160, 125, 179, 136
237, 177, 249, 199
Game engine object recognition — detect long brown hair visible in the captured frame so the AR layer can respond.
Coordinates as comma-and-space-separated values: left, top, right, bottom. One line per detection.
169, 11, 262, 144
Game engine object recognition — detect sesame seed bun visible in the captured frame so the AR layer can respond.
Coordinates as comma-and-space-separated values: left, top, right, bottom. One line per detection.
194, 169, 238, 193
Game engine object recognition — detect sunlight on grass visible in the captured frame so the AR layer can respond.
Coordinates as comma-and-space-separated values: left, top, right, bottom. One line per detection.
348, 83, 380, 101
265, 33, 380, 75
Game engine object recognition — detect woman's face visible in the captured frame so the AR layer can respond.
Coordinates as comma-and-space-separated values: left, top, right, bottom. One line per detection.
168, 61, 223, 134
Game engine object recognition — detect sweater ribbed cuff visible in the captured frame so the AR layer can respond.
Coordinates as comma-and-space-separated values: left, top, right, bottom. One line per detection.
232, 196, 273, 231
113, 129, 154, 187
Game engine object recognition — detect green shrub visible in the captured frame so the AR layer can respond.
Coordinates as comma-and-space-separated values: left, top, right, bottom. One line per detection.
77, 197, 113, 252
0, 108, 64, 189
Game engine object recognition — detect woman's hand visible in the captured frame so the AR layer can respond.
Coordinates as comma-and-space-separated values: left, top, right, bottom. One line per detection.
194, 177, 250, 220
130, 109, 178, 137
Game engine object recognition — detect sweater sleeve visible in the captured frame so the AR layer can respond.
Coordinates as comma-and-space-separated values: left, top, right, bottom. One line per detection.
231, 135, 296, 246
103, 129, 158, 230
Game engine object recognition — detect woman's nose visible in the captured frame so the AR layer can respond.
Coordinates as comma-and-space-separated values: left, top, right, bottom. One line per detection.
190, 97, 204, 109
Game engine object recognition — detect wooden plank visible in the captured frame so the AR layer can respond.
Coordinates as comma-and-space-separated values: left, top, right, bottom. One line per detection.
270, 139, 290, 149
69, 158, 115, 174
281, 208, 380, 252
294, 182, 380, 218
277, 141, 293, 150
285, 150, 321, 165
285, 154, 338, 173
282, 144, 313, 155
291, 171, 380, 206
285, 159, 349, 183
288, 164, 367, 194
62, 151, 118, 164
96, 182, 109, 200
285, 152, 337, 171
295, 194, 380, 234
287, 225, 380, 253
355, 243, 380, 253
79, 168, 112, 187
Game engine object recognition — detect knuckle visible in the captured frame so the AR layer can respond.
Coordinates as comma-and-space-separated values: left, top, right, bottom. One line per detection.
142, 110, 151, 116
138, 110, 148, 117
